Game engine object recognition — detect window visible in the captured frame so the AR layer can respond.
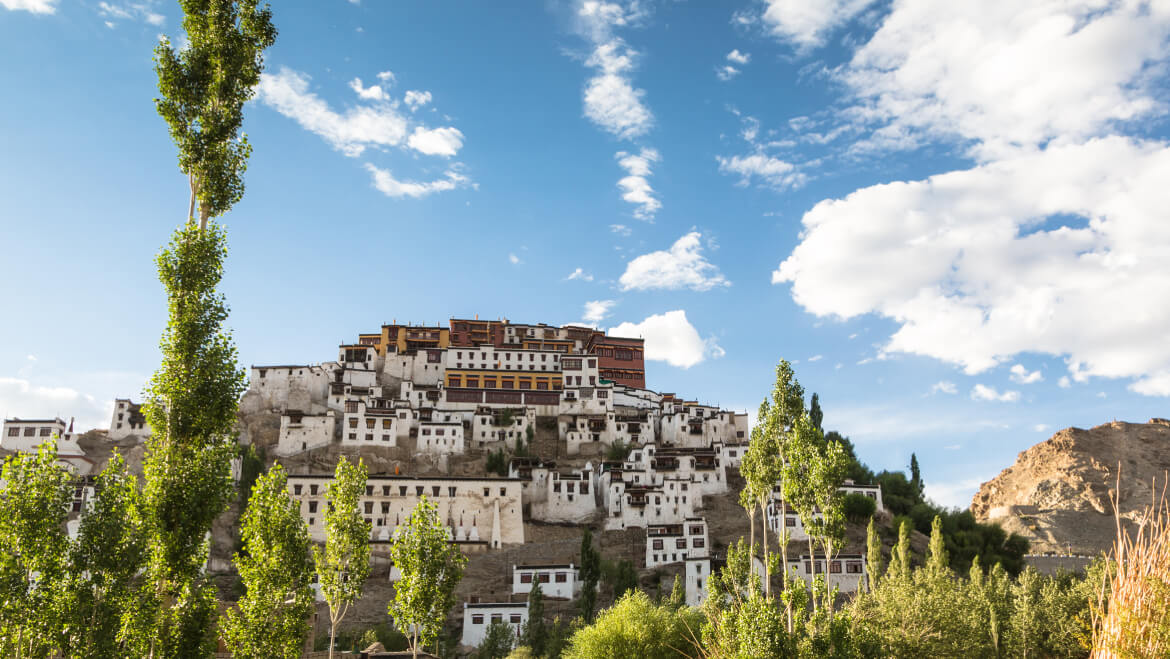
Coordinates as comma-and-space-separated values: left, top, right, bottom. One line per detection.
491, 614, 503, 623
348, 419, 358, 429
345, 401, 358, 413
366, 486, 373, 496
520, 573, 533, 584
510, 614, 522, 623
294, 484, 303, 495
652, 539, 664, 550
40, 427, 53, 436
310, 485, 319, 496
693, 538, 705, 548
381, 502, 390, 513
364, 502, 373, 514
366, 418, 375, 429
676, 539, 687, 549
23, 427, 35, 437
308, 501, 318, 513
382, 419, 392, 429
830, 561, 842, 574
416, 486, 424, 496
432, 486, 440, 497
500, 487, 506, 496
449, 486, 456, 497
847, 561, 863, 574
472, 615, 484, 625
365, 433, 373, 441
555, 573, 567, 583
690, 525, 703, 535
400, 486, 407, 496
539, 574, 550, 583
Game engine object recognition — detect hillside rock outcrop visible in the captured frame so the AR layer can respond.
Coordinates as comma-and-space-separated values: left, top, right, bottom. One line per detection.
971, 419, 1170, 555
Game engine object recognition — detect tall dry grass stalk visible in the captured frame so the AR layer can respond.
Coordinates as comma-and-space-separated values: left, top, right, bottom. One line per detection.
1090, 472, 1170, 657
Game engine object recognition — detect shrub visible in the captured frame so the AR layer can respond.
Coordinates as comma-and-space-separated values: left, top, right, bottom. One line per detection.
843, 492, 877, 523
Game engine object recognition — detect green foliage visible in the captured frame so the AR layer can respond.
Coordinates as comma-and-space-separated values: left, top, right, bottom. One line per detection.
221, 464, 314, 659
865, 519, 882, 593
850, 530, 1101, 658
545, 616, 575, 658
154, 0, 277, 225
667, 574, 685, 610
843, 492, 877, 524
236, 443, 266, 507
506, 647, 538, 659
602, 559, 638, 600
62, 452, 146, 657
605, 439, 630, 461
578, 529, 601, 621
809, 392, 823, 432
388, 495, 467, 657
477, 621, 516, 659
486, 449, 509, 477
0, 440, 72, 657
315, 456, 371, 659
520, 581, 548, 655
909, 453, 923, 500
563, 590, 702, 659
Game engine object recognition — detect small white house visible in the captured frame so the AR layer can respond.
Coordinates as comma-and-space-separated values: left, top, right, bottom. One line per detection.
462, 602, 527, 648
512, 563, 581, 600
646, 517, 709, 568
417, 421, 465, 455
786, 553, 867, 594
276, 412, 334, 456
109, 399, 151, 439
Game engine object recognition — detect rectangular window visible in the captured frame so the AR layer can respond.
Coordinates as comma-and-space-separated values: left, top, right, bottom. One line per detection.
24, 427, 36, 437
364, 502, 373, 514
676, 539, 687, 549
847, 561, 863, 574
539, 574, 550, 583
308, 501, 318, 513
472, 615, 484, 625
433, 486, 440, 497
510, 614, 522, 624
294, 484, 303, 495
449, 487, 456, 497
652, 539, 663, 550
416, 486, 424, 496
555, 573, 567, 583
349, 418, 358, 429
39, 427, 53, 436
399, 486, 407, 496
520, 573, 533, 584
345, 401, 358, 413
491, 614, 502, 623
310, 485, 318, 496
693, 538, 705, 548
830, 561, 842, 574
6, 428, 18, 437
366, 419, 375, 429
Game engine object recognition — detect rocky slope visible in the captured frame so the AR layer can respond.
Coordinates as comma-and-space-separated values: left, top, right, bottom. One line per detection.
971, 418, 1170, 555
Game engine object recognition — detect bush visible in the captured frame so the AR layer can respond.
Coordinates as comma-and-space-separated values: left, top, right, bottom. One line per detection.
562, 590, 702, 659
843, 492, 877, 523
605, 440, 629, 461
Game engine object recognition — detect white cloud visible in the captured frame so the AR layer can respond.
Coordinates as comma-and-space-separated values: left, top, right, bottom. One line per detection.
1, 0, 56, 13
726, 49, 751, 65
376, 70, 396, 84
508, 253, 521, 265
759, 0, 877, 50
363, 164, 470, 199
970, 384, 1020, 403
26, 354, 36, 362
620, 232, 730, 292
609, 310, 722, 368
931, 381, 957, 395
404, 90, 432, 111
349, 77, 389, 102
716, 65, 741, 81
0, 377, 113, 432
567, 268, 594, 282
840, 1, 1170, 160
583, 40, 653, 140
775, 138, 1170, 396
615, 148, 661, 220
807, 354, 823, 362
1034, 424, 1050, 433
577, 0, 647, 41
924, 476, 986, 509
258, 67, 409, 157
716, 153, 805, 190
610, 224, 632, 236
1058, 376, 1071, 388
583, 300, 616, 323
98, 1, 164, 26
406, 126, 464, 157
1009, 364, 1044, 384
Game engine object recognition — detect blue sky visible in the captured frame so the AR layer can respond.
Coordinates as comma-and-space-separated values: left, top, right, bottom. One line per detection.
3, 0, 1169, 507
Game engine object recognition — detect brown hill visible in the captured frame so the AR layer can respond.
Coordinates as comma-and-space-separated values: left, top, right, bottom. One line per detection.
971, 418, 1170, 555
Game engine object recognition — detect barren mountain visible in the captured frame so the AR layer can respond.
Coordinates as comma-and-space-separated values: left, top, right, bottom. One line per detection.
971, 419, 1170, 555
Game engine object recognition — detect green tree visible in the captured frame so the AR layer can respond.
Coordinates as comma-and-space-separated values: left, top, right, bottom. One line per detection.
520, 581, 548, 655
667, 574, 685, 610
388, 495, 467, 658
0, 441, 72, 658
809, 392, 824, 432
577, 528, 601, 621
221, 464, 314, 659
477, 620, 516, 659
563, 590, 701, 659
133, 220, 248, 658
315, 457, 371, 659
865, 518, 883, 593
155, 0, 277, 229
909, 453, 923, 501
62, 452, 146, 658
603, 559, 638, 600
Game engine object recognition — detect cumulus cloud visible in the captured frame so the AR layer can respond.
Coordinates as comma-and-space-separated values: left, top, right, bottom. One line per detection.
759, 0, 877, 50
970, 384, 1020, 402
364, 164, 470, 199
404, 90, 432, 111
406, 126, 464, 157
567, 268, 594, 281
775, 138, 1170, 395
1009, 364, 1044, 384
726, 49, 751, 65
716, 65, 741, 81
376, 70, 396, 84
840, 0, 1170, 159
1058, 376, 1072, 389
1, 0, 57, 13
348, 77, 389, 102
0, 377, 112, 432
931, 381, 957, 395
716, 153, 805, 190
610, 310, 723, 368
620, 232, 730, 292
615, 148, 661, 220
583, 40, 653, 139
508, 253, 521, 265
583, 300, 617, 323
258, 67, 409, 157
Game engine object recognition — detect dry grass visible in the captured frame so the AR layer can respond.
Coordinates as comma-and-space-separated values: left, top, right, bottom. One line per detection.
1090, 472, 1170, 657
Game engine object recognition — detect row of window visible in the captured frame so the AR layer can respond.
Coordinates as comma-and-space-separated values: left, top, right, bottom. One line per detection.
346, 433, 393, 442
5, 426, 55, 437
470, 613, 522, 625
292, 483, 510, 498
552, 481, 590, 494
803, 560, 864, 574
518, 572, 570, 584
447, 375, 562, 390
455, 351, 562, 363
650, 537, 705, 550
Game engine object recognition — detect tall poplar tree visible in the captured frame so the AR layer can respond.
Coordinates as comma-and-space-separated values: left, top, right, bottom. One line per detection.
388, 495, 467, 659
315, 457, 371, 659
221, 464, 314, 659
137, 1, 276, 654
